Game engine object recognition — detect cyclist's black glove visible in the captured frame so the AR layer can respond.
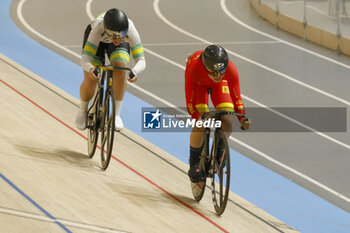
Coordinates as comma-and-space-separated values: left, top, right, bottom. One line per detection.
129, 70, 136, 79
93, 69, 99, 76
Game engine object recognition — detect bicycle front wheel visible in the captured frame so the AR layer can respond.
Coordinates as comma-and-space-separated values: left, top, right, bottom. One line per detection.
100, 89, 116, 170
211, 130, 230, 215
87, 92, 100, 158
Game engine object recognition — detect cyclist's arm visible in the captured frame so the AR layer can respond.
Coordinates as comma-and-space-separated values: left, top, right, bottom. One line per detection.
127, 19, 146, 75
81, 22, 103, 72
226, 63, 246, 120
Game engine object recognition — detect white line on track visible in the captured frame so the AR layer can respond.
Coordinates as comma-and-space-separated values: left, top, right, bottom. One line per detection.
221, 0, 350, 69
62, 45, 81, 48
17, 1, 79, 59
0, 207, 126, 233
143, 41, 281, 46
62, 40, 280, 48
86, 0, 95, 20
153, 0, 350, 149
154, 0, 350, 107
152, 0, 350, 204
16, 0, 350, 203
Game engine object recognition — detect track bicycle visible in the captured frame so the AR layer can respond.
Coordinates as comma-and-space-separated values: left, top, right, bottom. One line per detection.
87, 65, 134, 170
191, 110, 248, 215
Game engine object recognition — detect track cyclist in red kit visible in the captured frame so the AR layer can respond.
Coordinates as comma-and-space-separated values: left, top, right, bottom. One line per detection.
185, 44, 251, 183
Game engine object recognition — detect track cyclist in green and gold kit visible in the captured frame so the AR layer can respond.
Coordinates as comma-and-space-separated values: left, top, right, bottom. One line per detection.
75, 8, 146, 131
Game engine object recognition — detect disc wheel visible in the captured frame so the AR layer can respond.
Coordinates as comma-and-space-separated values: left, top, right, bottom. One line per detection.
100, 90, 115, 170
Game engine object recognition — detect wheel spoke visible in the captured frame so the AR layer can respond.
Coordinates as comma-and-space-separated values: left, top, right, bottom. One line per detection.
211, 130, 230, 215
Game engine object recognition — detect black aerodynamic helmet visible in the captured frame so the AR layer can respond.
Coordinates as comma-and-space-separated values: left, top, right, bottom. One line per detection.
202, 45, 229, 73
104, 8, 129, 36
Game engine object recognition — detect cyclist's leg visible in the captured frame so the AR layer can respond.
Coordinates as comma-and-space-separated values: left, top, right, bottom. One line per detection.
80, 26, 105, 104
187, 92, 208, 147
76, 26, 105, 130
210, 81, 234, 163
210, 80, 235, 137
185, 81, 208, 182
185, 78, 209, 147
80, 71, 99, 102
107, 42, 130, 130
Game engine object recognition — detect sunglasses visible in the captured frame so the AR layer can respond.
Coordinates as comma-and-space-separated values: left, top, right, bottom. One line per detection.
106, 29, 128, 40
208, 68, 227, 76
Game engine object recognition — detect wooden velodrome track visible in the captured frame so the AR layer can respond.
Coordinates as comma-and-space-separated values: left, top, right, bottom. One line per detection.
0, 54, 297, 232
3, 0, 350, 232
12, 0, 350, 213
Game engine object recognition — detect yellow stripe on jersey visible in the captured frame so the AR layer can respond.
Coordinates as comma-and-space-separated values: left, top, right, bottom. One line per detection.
216, 102, 234, 111
82, 41, 97, 57
110, 50, 130, 64
195, 104, 209, 113
131, 43, 144, 59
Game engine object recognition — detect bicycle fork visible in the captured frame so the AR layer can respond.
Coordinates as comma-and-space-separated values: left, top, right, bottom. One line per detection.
209, 129, 222, 176
98, 70, 113, 132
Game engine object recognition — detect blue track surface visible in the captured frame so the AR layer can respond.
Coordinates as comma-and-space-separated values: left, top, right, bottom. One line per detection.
1, 1, 349, 232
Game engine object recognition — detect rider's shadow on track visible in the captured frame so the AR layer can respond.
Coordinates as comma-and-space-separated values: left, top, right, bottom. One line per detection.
14, 144, 100, 169
107, 182, 199, 209
159, 192, 198, 205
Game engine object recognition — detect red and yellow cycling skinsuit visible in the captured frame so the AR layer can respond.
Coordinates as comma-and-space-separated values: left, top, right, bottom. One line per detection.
185, 50, 245, 120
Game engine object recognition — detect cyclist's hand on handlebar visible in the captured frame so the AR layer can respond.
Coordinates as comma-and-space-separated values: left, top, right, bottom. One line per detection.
88, 67, 99, 79
128, 69, 138, 83
240, 117, 251, 130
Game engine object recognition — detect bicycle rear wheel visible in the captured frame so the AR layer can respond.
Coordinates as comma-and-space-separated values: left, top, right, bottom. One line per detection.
100, 89, 116, 170
191, 129, 210, 202
211, 130, 230, 215
87, 91, 100, 158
